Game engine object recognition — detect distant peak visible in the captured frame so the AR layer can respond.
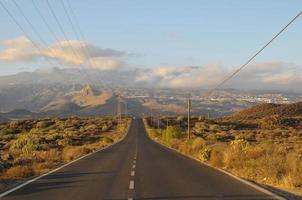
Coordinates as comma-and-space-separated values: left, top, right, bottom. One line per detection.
81, 84, 95, 96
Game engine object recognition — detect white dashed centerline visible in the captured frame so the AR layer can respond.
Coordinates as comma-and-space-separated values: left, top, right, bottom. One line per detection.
128, 124, 139, 200
129, 180, 135, 190
131, 171, 135, 176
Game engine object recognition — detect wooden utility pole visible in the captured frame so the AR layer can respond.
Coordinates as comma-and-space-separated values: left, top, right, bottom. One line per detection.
117, 94, 122, 127
150, 111, 152, 127
187, 97, 191, 140
166, 116, 169, 131
124, 101, 128, 116
157, 114, 160, 129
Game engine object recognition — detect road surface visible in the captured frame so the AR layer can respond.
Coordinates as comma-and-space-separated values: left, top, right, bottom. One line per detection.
1, 119, 278, 200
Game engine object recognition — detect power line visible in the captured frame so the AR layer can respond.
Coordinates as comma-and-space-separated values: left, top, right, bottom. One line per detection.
204, 10, 302, 97
45, 0, 96, 85
31, 0, 66, 52
12, 0, 48, 48
0, 0, 55, 67
59, 0, 96, 69
64, 0, 98, 67
45, 0, 82, 64
11, 0, 61, 67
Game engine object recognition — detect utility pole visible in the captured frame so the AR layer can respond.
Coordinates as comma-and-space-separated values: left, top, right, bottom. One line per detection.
166, 116, 169, 131
187, 97, 191, 140
124, 101, 128, 117
157, 113, 160, 129
150, 110, 153, 127
117, 94, 122, 127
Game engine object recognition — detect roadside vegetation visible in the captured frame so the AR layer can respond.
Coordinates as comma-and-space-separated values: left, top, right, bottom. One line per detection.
144, 114, 302, 196
0, 116, 130, 190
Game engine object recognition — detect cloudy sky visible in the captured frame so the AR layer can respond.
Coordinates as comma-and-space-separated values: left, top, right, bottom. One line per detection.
0, 0, 301, 90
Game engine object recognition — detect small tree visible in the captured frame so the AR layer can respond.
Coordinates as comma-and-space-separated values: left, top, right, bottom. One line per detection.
176, 116, 184, 125
162, 126, 182, 144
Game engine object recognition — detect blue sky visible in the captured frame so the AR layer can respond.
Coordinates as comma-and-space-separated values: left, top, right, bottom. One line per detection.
0, 0, 301, 89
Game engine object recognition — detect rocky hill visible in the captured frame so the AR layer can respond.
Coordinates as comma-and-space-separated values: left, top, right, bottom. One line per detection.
228, 102, 302, 120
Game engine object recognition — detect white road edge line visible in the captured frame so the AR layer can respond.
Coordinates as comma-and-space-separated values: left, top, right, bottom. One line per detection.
0, 121, 132, 198
129, 180, 135, 190
132, 164, 136, 169
128, 198, 133, 200
143, 122, 286, 200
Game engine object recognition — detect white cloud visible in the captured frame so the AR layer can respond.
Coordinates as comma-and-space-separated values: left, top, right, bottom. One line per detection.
0, 36, 38, 61
0, 37, 126, 70
136, 62, 302, 90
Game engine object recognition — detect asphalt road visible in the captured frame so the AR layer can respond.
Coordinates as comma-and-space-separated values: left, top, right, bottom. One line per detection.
1, 119, 279, 200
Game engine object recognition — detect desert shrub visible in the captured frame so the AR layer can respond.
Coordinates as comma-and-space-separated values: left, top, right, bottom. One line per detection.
193, 122, 208, 136
223, 139, 249, 169
198, 116, 206, 121
4, 165, 34, 179
32, 162, 56, 174
170, 138, 181, 149
209, 145, 225, 167
230, 138, 249, 150
0, 127, 19, 135
176, 116, 184, 124
191, 137, 206, 153
36, 121, 50, 129
62, 146, 91, 161
102, 137, 114, 144
261, 152, 286, 184
205, 133, 218, 143
282, 152, 302, 187
197, 147, 211, 161
162, 126, 182, 144
245, 146, 265, 160
258, 115, 282, 129
9, 121, 20, 129
45, 131, 62, 141
0, 132, 15, 141
57, 138, 72, 146
209, 124, 229, 132
147, 128, 160, 138
9, 133, 40, 156
84, 124, 98, 132
35, 149, 61, 163
102, 125, 109, 131
64, 130, 78, 138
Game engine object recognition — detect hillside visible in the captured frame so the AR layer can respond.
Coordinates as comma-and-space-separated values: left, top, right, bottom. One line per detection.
228, 102, 302, 120
71, 85, 112, 107
142, 99, 187, 114
0, 115, 8, 123
41, 85, 112, 114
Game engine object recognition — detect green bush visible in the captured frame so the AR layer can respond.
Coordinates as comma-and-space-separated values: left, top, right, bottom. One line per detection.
36, 121, 50, 129
162, 126, 182, 144
9, 133, 41, 156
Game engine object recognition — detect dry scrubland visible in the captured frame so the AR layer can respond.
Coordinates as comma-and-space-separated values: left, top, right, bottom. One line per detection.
0, 116, 130, 190
144, 113, 302, 196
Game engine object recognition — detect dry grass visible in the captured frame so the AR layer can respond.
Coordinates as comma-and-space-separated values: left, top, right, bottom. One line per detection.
145, 115, 302, 196
3, 166, 34, 179
62, 146, 92, 162
0, 117, 130, 182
